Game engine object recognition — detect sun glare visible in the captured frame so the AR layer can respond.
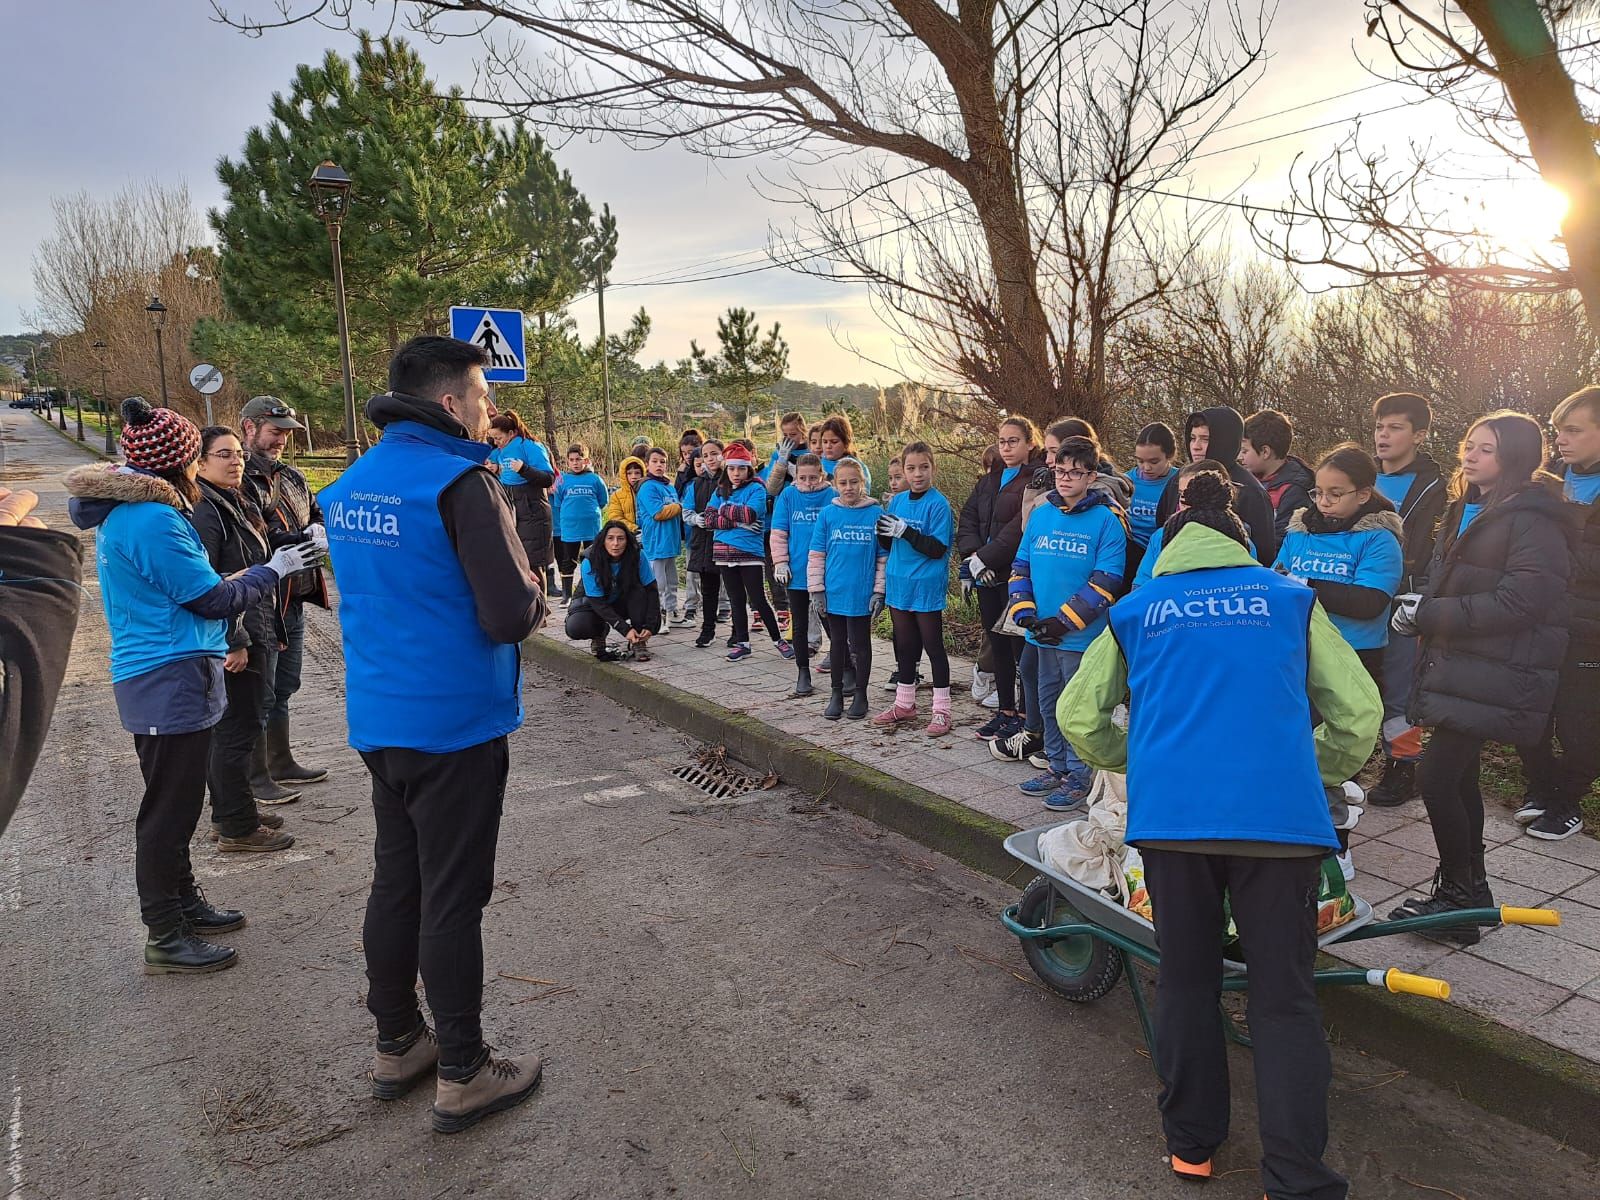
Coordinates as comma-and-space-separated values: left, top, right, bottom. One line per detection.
1468, 178, 1570, 260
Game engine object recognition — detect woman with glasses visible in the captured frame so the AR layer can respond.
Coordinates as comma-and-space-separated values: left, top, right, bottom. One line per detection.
956, 416, 1045, 744
191, 427, 297, 855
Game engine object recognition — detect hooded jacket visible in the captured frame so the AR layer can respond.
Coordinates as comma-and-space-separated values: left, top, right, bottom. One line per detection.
1154, 407, 1278, 565
1567, 480, 1600, 652
1378, 450, 1447, 594
682, 469, 721, 574
242, 451, 328, 609
191, 475, 283, 654
637, 472, 685, 562
956, 449, 1049, 578
602, 456, 647, 532
1063, 523, 1380, 854
1275, 498, 1404, 651
1410, 483, 1573, 745
1258, 455, 1316, 540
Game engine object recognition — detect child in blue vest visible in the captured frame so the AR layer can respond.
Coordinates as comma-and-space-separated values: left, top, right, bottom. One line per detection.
552, 443, 609, 604
707, 442, 792, 662
873, 442, 955, 735
808, 458, 886, 720
1007, 436, 1128, 810
1128, 422, 1177, 548
637, 447, 684, 629
771, 453, 836, 696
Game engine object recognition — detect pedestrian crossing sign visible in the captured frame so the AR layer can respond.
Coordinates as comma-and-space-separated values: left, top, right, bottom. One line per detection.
449, 306, 526, 384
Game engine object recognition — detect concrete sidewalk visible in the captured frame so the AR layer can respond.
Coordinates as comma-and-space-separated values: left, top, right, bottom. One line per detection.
535, 610, 1600, 1072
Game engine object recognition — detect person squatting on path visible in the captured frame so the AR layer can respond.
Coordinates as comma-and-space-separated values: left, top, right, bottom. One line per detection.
320, 335, 548, 1134
485, 410, 557, 575
770, 452, 836, 697
65, 399, 323, 975
1063, 471, 1380, 1200
1389, 411, 1573, 938
872, 441, 955, 736
238, 396, 331, 803
809, 456, 887, 721
191, 425, 298, 854
564, 520, 663, 661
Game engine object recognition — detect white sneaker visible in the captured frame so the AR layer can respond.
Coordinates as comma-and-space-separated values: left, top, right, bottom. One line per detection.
970, 666, 996, 704
1336, 851, 1355, 881
981, 690, 1000, 710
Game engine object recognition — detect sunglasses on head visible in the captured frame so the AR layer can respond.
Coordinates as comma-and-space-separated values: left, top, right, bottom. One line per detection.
258, 403, 296, 418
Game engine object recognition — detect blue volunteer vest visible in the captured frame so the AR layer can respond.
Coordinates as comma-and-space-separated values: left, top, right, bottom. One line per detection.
1109, 564, 1337, 850
321, 421, 523, 753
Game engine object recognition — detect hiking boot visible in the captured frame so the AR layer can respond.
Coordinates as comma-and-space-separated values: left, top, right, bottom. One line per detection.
990, 727, 1043, 763
255, 806, 284, 830
372, 1023, 439, 1100
791, 666, 814, 698
179, 886, 245, 934
143, 921, 238, 975
1527, 811, 1584, 841
217, 825, 296, 854
1388, 871, 1483, 944
266, 716, 327, 785
823, 685, 845, 721
249, 739, 300, 805
846, 685, 870, 720
1366, 758, 1416, 808
431, 1050, 543, 1134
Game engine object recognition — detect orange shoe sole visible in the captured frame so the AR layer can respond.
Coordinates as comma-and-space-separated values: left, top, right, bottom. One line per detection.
1170, 1154, 1212, 1182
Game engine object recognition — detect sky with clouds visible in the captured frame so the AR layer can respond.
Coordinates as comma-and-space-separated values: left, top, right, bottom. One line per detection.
0, 2, 1566, 385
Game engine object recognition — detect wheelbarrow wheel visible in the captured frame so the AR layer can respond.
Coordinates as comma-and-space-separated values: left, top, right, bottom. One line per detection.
1016, 875, 1124, 1002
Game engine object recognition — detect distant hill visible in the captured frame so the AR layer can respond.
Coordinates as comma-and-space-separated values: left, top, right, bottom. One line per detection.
0, 334, 47, 359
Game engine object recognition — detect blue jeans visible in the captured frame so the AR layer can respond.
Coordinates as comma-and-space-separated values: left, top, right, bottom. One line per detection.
1036, 645, 1087, 781
262, 600, 305, 726
1379, 631, 1421, 761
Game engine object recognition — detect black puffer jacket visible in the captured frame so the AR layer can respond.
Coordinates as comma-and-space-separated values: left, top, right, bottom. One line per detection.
1386, 451, 1448, 595
243, 453, 328, 608
956, 450, 1048, 576
1154, 406, 1278, 565
685, 471, 720, 574
1409, 484, 1574, 744
191, 477, 284, 655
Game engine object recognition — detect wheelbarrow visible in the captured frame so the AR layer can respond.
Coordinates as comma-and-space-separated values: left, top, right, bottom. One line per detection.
998, 822, 1562, 1057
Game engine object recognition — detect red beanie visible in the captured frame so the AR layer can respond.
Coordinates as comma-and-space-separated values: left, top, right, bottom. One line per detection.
120, 397, 201, 472
723, 443, 754, 466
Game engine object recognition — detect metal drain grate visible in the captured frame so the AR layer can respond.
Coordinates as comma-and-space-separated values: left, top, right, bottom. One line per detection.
670, 746, 775, 800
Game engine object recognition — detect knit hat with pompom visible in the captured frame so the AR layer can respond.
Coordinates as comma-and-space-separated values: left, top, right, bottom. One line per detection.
119, 397, 201, 472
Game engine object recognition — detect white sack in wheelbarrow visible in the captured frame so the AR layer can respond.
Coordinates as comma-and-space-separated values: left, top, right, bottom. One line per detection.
1036, 772, 1130, 901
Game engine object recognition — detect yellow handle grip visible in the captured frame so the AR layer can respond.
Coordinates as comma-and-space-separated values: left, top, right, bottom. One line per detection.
1501, 905, 1561, 927
1385, 968, 1451, 1001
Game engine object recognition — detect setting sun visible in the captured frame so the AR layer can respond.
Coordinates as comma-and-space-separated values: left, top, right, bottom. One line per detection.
1468, 177, 1570, 260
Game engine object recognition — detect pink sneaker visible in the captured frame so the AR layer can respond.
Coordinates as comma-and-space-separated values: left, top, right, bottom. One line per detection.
925, 710, 952, 737
872, 703, 917, 727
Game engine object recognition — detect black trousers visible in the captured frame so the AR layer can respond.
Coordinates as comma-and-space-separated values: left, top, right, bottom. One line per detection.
890, 608, 950, 687
554, 539, 587, 580
696, 569, 723, 638
1518, 656, 1600, 821
786, 588, 812, 670
133, 727, 215, 930
360, 736, 509, 1080
1143, 849, 1345, 1200
827, 613, 872, 686
563, 591, 657, 647
1418, 726, 1484, 882
723, 563, 780, 645
207, 659, 267, 838
976, 584, 1022, 710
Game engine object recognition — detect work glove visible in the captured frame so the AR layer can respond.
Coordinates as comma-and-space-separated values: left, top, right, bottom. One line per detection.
266, 541, 322, 579
1033, 616, 1070, 644
810, 589, 828, 620
775, 436, 798, 462
774, 562, 792, 587
869, 591, 885, 623
958, 559, 975, 603
305, 522, 328, 550
876, 513, 908, 539
1391, 593, 1423, 638
966, 553, 997, 586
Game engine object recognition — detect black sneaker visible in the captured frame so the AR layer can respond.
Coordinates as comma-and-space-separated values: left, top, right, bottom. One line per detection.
1527, 811, 1583, 841
1514, 797, 1548, 825
990, 727, 1043, 763
1366, 758, 1416, 808
975, 713, 1015, 741
694, 631, 715, 648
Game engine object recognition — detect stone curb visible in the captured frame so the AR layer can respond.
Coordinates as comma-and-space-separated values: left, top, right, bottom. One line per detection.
523, 632, 1600, 1156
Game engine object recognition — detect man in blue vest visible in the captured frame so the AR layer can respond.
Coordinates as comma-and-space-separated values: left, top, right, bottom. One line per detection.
322, 335, 547, 1134
1063, 472, 1379, 1200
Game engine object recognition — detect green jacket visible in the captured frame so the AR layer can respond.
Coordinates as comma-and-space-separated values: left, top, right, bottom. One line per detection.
1061, 524, 1381, 787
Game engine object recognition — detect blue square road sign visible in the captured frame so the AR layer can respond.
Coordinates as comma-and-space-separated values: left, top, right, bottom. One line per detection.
449, 306, 527, 384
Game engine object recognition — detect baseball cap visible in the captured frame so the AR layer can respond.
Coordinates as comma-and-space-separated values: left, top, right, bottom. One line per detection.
240, 396, 307, 431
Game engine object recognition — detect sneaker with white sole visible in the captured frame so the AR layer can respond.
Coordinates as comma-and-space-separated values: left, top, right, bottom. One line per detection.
980, 690, 1000, 710
1027, 751, 1050, 769
1526, 811, 1583, 841
990, 728, 1043, 763
1514, 797, 1547, 825
1336, 851, 1355, 881
1018, 769, 1064, 796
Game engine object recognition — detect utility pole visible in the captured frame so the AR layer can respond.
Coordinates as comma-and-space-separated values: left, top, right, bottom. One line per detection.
597, 268, 614, 472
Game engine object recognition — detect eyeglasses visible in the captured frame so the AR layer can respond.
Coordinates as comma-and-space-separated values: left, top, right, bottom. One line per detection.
1309, 488, 1355, 502
206, 449, 244, 460
1053, 467, 1091, 481
996, 436, 1026, 449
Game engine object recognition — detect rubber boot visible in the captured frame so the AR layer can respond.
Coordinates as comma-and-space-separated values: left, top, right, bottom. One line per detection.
823, 683, 845, 720
792, 666, 814, 697
249, 738, 301, 805
266, 716, 327, 785
840, 666, 857, 694
846, 683, 870, 720
143, 921, 238, 975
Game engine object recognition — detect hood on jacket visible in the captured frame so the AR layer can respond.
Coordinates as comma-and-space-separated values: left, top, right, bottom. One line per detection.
63, 463, 184, 530
1187, 406, 1246, 464
616, 456, 647, 490
1152, 521, 1260, 577
365, 391, 473, 439
1288, 494, 1401, 539
1268, 455, 1316, 491
1404, 450, 1443, 484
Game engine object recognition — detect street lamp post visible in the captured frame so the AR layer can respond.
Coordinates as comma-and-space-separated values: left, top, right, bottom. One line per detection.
309, 160, 358, 466
93, 339, 113, 454
145, 296, 170, 408
68, 341, 83, 441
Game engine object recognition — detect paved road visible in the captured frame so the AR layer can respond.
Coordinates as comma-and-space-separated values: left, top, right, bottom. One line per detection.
2, 408, 1594, 1199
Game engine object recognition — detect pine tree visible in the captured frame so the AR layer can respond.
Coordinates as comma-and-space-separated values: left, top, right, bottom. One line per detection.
690, 308, 790, 431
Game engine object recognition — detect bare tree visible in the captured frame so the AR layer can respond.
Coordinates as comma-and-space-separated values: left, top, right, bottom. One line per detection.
1254, 1, 1600, 334
213, 0, 1268, 429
